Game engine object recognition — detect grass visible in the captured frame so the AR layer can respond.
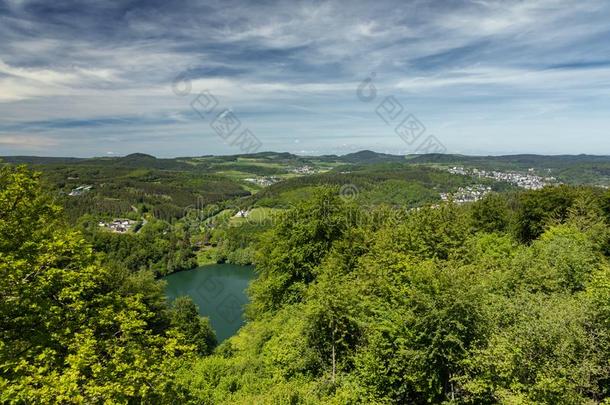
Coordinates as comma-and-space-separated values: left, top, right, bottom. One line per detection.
229, 207, 284, 226
197, 246, 219, 266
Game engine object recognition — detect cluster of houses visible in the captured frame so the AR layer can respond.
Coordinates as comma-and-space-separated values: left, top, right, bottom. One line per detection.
244, 177, 280, 187
68, 185, 93, 196
233, 210, 250, 218
292, 165, 315, 175
98, 219, 136, 234
440, 185, 492, 204
448, 167, 556, 190
242, 166, 317, 189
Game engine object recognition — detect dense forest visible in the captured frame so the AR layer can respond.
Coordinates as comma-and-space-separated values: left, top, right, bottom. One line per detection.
0, 166, 215, 402
3, 162, 610, 403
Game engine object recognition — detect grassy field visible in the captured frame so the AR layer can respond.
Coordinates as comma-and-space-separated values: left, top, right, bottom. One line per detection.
229, 207, 285, 226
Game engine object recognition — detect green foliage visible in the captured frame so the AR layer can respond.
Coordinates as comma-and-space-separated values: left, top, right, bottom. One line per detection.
212, 221, 269, 265
178, 184, 610, 404
170, 297, 217, 356
469, 192, 511, 233
248, 189, 353, 316
370, 202, 471, 263
31, 158, 251, 223
513, 185, 578, 242
84, 219, 198, 276
461, 292, 609, 404
509, 225, 600, 293
0, 166, 196, 403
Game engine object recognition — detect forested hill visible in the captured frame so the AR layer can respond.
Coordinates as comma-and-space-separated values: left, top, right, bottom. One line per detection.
4, 150, 610, 166
407, 152, 610, 167
405, 153, 610, 184
319, 150, 406, 164
5, 150, 610, 186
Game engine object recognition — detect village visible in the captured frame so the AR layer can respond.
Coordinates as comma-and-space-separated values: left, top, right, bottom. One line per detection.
447, 166, 557, 190
440, 184, 492, 204
98, 219, 138, 234
292, 165, 316, 175
244, 176, 280, 187
68, 185, 93, 196
244, 165, 318, 188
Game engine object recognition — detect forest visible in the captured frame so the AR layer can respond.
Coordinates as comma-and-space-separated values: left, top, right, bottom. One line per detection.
2, 161, 610, 404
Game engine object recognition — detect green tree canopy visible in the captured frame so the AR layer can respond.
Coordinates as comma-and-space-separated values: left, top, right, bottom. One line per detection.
0, 166, 195, 403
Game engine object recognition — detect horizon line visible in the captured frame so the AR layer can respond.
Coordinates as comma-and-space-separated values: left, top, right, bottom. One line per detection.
2, 150, 610, 160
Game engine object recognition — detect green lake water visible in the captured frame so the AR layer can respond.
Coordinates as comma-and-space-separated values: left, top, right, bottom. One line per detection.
164, 263, 255, 341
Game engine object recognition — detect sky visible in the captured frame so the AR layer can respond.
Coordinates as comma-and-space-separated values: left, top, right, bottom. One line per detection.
0, 0, 609, 157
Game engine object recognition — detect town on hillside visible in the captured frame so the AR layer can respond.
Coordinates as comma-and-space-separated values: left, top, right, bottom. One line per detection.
447, 166, 557, 190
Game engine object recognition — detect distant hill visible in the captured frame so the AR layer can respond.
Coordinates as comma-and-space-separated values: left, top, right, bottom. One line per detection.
336, 150, 406, 164
407, 153, 610, 168
4, 150, 610, 173
234, 151, 299, 160
4, 150, 610, 216
0, 156, 84, 165
122, 153, 157, 161
111, 153, 181, 169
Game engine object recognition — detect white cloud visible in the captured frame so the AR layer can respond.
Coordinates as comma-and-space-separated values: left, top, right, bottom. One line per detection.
395, 66, 610, 93
0, 134, 59, 148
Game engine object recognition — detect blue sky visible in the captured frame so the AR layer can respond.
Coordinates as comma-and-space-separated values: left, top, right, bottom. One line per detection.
0, 0, 609, 157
